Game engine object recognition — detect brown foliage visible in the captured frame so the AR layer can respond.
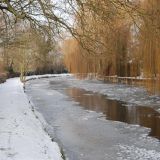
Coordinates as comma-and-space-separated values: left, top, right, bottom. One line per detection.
63, 0, 160, 94
138, 0, 160, 93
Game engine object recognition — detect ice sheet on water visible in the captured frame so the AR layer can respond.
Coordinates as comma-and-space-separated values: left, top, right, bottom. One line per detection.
116, 144, 160, 160
26, 75, 160, 160
64, 76, 160, 111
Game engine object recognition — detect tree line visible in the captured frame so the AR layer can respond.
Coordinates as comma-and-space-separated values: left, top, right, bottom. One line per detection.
63, 0, 160, 93
0, 0, 68, 81
0, 0, 160, 93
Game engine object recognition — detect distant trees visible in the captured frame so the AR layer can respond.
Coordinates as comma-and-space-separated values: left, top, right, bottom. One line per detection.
0, 21, 65, 81
0, 0, 74, 81
31, 30, 65, 74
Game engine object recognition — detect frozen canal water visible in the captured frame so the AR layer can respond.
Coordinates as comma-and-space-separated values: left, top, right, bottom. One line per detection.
26, 75, 160, 160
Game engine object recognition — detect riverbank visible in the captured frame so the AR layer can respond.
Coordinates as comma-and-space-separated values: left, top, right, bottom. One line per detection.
0, 78, 62, 160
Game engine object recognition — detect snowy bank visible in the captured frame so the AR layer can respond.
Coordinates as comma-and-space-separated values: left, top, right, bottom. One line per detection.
25, 73, 72, 82
0, 78, 63, 160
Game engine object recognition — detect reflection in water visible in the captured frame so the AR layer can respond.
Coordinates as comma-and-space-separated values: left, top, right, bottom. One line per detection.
66, 87, 160, 139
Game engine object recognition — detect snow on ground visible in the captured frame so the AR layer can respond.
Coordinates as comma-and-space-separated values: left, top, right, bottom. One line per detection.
25, 73, 71, 81
0, 78, 63, 160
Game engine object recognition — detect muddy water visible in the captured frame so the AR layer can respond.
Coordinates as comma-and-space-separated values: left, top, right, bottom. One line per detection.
66, 87, 160, 139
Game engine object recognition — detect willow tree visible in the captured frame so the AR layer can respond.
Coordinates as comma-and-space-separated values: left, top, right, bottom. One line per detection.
138, 0, 160, 93
63, 0, 140, 77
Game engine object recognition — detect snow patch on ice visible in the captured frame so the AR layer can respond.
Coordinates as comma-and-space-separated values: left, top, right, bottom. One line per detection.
117, 144, 160, 160
64, 76, 160, 111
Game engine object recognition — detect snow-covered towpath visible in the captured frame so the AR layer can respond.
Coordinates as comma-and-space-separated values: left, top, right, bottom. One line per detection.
0, 78, 62, 160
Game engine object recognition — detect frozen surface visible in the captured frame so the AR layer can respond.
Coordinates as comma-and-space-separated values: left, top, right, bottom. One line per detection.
26, 75, 160, 160
61, 75, 160, 111
0, 78, 62, 160
117, 144, 160, 160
